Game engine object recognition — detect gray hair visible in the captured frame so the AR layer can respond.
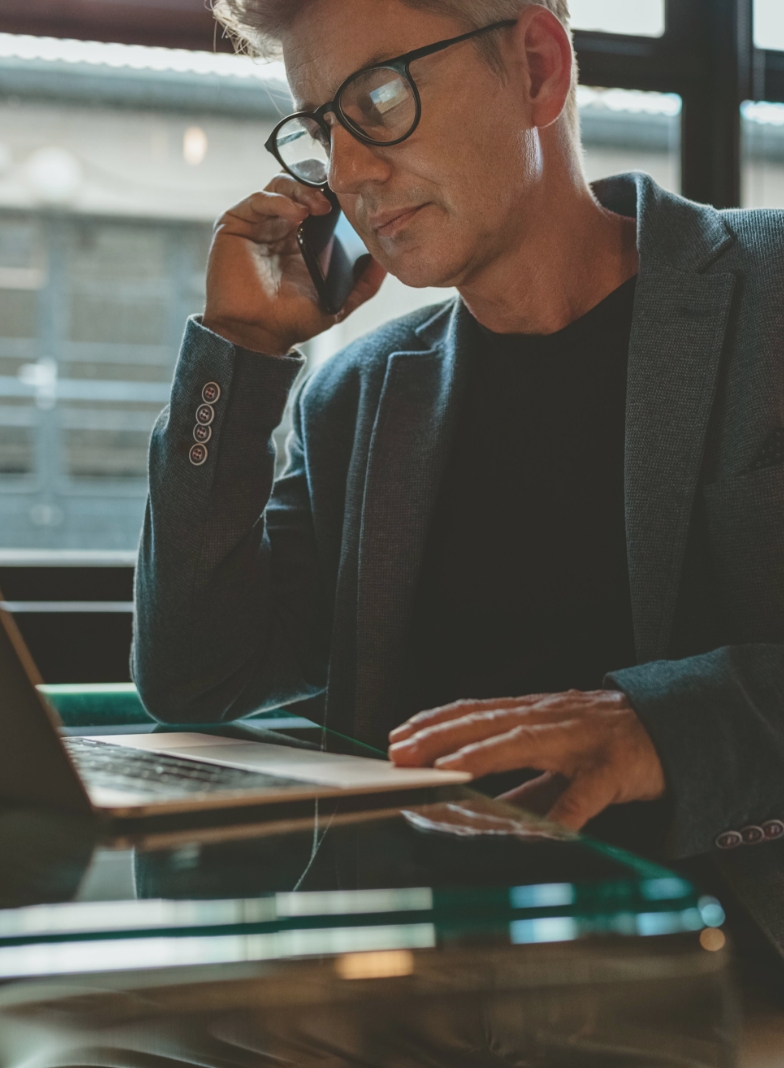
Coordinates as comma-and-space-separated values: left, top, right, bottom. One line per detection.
213, 0, 580, 136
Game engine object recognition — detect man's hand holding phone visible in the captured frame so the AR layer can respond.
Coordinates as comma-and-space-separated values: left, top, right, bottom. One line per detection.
203, 174, 386, 357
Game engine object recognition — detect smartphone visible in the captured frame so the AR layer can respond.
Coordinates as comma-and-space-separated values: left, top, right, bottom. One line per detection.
297, 187, 370, 316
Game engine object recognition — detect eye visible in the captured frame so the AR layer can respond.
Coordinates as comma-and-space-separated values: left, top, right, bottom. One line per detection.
368, 78, 411, 118
340, 68, 417, 140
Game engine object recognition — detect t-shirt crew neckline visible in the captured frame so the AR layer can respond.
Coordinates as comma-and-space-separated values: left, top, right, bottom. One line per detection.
472, 274, 639, 351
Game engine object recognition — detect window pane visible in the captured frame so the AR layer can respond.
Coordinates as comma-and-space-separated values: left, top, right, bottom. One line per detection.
0, 36, 283, 549
579, 87, 682, 195
570, 0, 665, 37
0, 217, 41, 482
0, 35, 445, 550
754, 0, 784, 50
742, 101, 784, 207
0, 219, 43, 342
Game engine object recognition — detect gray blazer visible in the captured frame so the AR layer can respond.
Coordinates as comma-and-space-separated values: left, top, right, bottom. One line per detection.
133, 172, 784, 859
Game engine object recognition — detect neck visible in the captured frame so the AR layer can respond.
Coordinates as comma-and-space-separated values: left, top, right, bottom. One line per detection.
457, 161, 639, 336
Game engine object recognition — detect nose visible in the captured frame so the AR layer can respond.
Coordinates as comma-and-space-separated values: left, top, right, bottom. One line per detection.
328, 124, 392, 194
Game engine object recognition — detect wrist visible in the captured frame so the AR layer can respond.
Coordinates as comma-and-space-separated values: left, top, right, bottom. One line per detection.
202, 316, 295, 358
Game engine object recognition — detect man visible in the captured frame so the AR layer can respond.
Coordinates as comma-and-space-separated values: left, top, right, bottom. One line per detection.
133, 0, 784, 859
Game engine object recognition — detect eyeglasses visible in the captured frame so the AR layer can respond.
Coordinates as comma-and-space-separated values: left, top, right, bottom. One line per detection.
265, 19, 517, 187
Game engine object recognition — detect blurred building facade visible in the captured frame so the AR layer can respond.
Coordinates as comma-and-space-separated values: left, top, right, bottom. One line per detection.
0, 33, 780, 550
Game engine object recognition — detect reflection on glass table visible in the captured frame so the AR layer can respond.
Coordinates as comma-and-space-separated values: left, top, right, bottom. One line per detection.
0, 776, 735, 1068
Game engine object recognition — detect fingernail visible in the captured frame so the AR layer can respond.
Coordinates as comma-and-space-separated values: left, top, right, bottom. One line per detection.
389, 739, 415, 753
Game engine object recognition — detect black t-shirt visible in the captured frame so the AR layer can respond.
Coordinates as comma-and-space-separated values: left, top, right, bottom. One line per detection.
409, 276, 638, 711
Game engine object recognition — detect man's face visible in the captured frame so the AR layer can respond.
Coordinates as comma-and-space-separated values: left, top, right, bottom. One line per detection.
281, 0, 543, 289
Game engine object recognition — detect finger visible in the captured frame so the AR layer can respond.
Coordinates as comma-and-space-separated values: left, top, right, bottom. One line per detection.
389, 709, 538, 766
389, 700, 574, 764
265, 174, 334, 213
389, 694, 551, 744
217, 185, 334, 244
389, 704, 576, 767
220, 190, 309, 227
213, 203, 308, 252
546, 768, 618, 831
432, 720, 579, 778
496, 772, 569, 816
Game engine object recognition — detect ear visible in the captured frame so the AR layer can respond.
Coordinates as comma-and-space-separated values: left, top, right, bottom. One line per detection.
512, 6, 574, 129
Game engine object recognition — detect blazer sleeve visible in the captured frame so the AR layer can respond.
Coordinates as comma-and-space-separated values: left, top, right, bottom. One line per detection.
132, 316, 329, 724
605, 644, 784, 858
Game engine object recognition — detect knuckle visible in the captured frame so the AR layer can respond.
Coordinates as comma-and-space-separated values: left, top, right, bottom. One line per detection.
267, 172, 293, 188
465, 711, 489, 726
507, 724, 535, 748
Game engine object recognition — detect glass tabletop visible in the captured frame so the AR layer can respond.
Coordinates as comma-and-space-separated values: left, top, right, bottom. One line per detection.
0, 784, 726, 977
0, 703, 735, 1067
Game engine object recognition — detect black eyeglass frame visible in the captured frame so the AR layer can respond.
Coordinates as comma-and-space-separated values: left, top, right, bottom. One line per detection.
265, 19, 518, 187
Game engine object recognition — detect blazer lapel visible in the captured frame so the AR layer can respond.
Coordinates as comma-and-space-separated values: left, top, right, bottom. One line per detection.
353, 301, 472, 745
617, 176, 737, 663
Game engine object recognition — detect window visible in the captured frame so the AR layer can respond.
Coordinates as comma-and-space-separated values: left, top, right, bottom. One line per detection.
742, 101, 784, 208
579, 88, 681, 195
755, 0, 784, 52
743, 2, 784, 207
0, 1, 772, 550
570, 0, 665, 38
0, 36, 444, 548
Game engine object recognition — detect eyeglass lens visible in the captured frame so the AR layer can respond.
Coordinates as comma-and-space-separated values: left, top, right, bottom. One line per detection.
275, 115, 331, 185
275, 67, 417, 183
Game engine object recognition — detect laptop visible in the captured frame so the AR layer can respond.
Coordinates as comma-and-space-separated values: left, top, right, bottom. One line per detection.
0, 607, 470, 820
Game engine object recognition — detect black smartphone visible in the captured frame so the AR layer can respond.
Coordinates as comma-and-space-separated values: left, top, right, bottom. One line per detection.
297, 187, 370, 316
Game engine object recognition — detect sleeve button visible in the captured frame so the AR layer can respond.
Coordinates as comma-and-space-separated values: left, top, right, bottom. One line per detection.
716, 831, 742, 850
193, 423, 212, 444
741, 825, 765, 845
763, 819, 784, 840
202, 382, 221, 404
195, 403, 215, 426
189, 443, 209, 466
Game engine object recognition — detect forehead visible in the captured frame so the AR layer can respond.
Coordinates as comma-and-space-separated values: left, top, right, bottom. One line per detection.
281, 0, 466, 108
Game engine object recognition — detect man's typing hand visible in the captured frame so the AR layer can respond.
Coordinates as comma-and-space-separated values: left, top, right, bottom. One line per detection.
388, 690, 666, 831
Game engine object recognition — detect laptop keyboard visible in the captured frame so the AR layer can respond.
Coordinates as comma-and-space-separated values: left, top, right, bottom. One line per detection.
64, 736, 308, 798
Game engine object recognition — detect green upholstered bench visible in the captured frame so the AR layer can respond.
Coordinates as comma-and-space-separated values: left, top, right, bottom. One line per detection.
39, 683, 152, 727
38, 684, 317, 731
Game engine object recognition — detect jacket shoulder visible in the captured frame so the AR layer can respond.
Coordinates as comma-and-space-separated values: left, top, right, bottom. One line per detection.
719, 206, 784, 266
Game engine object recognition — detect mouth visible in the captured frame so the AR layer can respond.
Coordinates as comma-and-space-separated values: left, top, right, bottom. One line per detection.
369, 204, 426, 238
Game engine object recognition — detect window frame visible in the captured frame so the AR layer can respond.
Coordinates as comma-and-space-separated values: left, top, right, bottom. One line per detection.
574, 0, 757, 209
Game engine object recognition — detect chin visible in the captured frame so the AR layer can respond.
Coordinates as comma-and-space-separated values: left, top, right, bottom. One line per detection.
382, 247, 465, 290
